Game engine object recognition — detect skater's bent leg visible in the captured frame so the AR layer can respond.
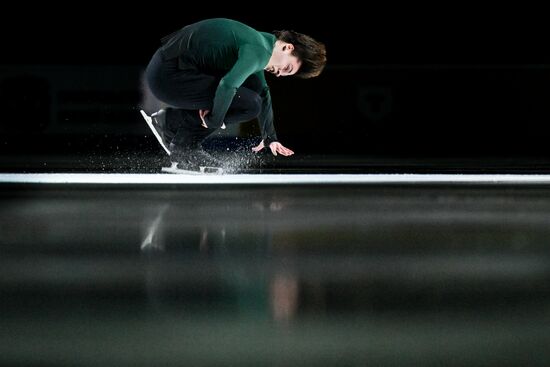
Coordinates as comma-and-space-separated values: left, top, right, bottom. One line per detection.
145, 49, 218, 110
168, 85, 261, 149
222, 73, 263, 124
146, 53, 261, 148
145, 50, 221, 142
240, 73, 264, 95
223, 86, 262, 124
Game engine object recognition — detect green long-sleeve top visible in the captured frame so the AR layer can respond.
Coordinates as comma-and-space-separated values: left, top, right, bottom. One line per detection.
160, 18, 278, 144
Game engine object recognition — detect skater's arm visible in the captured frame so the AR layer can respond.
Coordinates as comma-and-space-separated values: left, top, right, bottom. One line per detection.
255, 71, 278, 146
252, 72, 294, 156
206, 46, 263, 129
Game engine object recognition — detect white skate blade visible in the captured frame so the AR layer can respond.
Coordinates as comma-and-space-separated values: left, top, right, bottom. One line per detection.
161, 162, 223, 175
140, 110, 171, 156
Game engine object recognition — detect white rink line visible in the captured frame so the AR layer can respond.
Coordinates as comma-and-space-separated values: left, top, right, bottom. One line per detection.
3, 173, 550, 185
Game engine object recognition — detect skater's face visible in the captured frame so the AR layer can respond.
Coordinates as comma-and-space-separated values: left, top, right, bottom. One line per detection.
266, 42, 301, 77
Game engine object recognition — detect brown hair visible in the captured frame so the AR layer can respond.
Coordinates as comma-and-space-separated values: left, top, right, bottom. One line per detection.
273, 30, 326, 79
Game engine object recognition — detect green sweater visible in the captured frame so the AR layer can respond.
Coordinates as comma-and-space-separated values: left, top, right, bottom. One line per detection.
160, 18, 278, 144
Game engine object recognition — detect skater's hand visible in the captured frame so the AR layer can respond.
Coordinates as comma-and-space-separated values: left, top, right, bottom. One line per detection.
199, 109, 210, 128
269, 142, 294, 156
252, 140, 294, 156
199, 110, 225, 129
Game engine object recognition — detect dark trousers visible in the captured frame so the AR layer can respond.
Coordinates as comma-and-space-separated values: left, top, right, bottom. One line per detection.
145, 49, 262, 148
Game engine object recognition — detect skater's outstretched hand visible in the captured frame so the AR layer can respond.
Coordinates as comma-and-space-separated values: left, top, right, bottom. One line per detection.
252, 140, 294, 156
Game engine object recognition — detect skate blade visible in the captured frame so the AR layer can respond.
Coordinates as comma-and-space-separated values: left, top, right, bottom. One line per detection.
140, 110, 171, 156
200, 166, 224, 174
161, 162, 223, 175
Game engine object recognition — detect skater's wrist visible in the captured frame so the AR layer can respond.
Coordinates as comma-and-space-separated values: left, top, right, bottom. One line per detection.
263, 137, 278, 146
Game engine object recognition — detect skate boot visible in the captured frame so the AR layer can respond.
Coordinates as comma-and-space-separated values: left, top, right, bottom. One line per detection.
140, 109, 172, 155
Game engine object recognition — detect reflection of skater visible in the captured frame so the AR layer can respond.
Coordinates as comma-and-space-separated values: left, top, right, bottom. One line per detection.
142, 18, 326, 171
140, 204, 169, 252
140, 198, 302, 322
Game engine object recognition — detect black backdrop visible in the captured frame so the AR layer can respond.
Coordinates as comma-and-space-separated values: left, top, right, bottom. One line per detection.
2, 5, 550, 164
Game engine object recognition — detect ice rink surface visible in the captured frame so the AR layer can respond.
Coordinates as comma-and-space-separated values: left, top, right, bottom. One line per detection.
6, 172, 550, 185
2, 170, 550, 366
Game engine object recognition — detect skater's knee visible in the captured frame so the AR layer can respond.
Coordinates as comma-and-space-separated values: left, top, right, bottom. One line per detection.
225, 91, 262, 124
242, 74, 263, 93
248, 93, 262, 118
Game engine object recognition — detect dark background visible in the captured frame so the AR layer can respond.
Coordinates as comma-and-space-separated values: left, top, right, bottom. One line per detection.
2, 5, 550, 170
5, 8, 550, 367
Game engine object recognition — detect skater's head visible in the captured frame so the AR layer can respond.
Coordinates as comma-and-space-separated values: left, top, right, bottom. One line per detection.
266, 30, 326, 79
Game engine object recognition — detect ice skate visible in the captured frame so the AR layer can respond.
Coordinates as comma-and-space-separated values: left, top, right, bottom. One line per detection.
140, 109, 171, 155
161, 145, 224, 175
161, 162, 223, 174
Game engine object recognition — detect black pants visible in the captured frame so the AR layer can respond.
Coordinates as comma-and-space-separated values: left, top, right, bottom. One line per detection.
145, 49, 263, 148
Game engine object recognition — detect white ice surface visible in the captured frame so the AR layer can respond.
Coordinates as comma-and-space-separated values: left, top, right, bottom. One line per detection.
3, 173, 550, 185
